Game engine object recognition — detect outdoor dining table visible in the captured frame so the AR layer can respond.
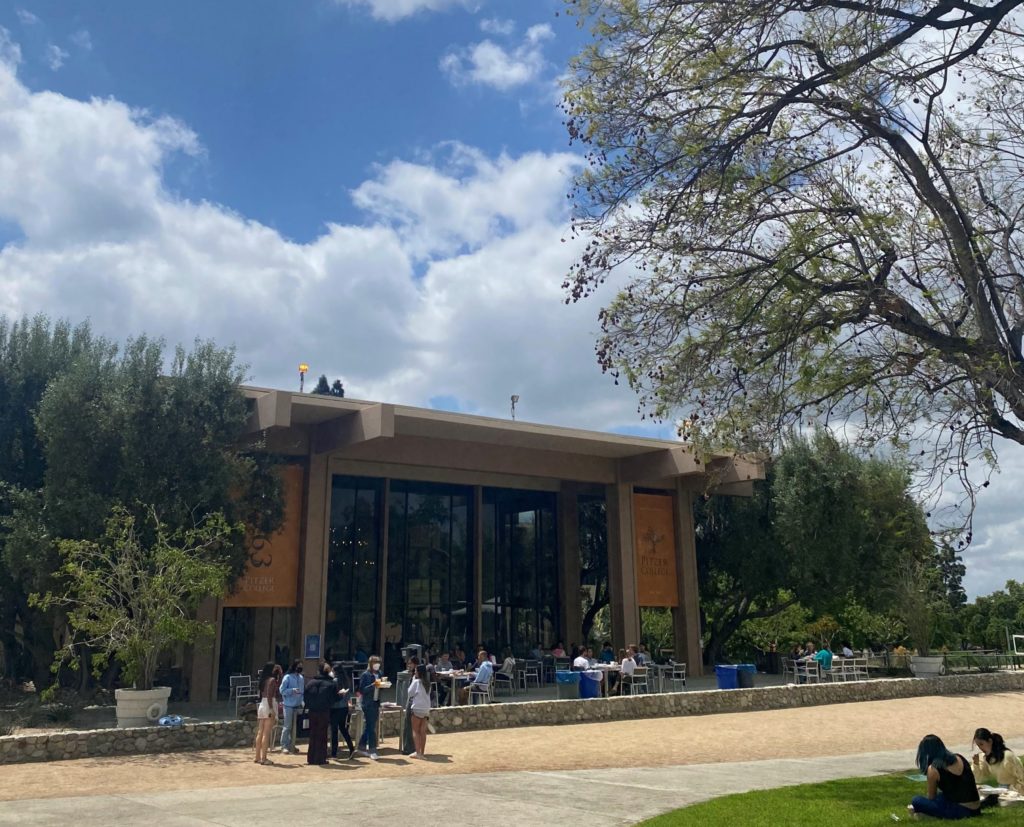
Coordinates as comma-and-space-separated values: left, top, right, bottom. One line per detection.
649, 663, 674, 693
593, 663, 620, 697
434, 669, 471, 706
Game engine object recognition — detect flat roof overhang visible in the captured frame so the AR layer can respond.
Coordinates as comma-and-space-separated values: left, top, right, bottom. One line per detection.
243, 386, 764, 493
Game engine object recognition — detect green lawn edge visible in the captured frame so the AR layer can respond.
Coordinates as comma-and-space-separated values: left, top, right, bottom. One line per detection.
639, 773, 1018, 826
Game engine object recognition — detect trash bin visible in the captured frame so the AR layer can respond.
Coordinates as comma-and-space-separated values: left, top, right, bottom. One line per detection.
579, 671, 601, 699
555, 670, 581, 699
737, 663, 757, 689
715, 664, 739, 690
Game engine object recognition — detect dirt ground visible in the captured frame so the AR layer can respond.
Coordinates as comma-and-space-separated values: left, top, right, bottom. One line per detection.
4, 692, 1023, 802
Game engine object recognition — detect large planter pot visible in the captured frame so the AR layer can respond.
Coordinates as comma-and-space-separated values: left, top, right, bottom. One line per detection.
114, 686, 172, 728
910, 655, 946, 678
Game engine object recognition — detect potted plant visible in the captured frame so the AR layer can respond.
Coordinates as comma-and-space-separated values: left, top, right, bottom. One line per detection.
33, 505, 235, 727
896, 561, 945, 678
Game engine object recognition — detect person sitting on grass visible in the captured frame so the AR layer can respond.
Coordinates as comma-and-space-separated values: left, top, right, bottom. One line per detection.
909, 734, 982, 819
972, 728, 1024, 794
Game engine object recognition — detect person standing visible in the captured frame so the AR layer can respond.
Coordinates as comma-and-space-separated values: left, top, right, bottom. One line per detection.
407, 664, 432, 759
328, 664, 354, 760
302, 663, 335, 765
279, 660, 305, 754
357, 655, 384, 760
253, 662, 281, 765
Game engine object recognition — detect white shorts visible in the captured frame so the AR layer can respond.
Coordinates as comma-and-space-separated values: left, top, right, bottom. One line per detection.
257, 698, 277, 719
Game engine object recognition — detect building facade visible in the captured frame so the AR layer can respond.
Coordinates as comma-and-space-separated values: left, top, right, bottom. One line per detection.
189, 388, 764, 700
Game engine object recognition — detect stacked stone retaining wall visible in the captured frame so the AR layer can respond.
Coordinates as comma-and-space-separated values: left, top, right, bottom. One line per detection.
2, 671, 1021, 765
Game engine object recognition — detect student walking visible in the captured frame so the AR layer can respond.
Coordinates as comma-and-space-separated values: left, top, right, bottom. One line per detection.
357, 655, 384, 760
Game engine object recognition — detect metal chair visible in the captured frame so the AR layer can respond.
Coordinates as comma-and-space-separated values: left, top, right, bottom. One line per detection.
628, 666, 650, 695
468, 674, 494, 705
668, 662, 687, 691
228, 674, 251, 703
493, 669, 516, 696
235, 685, 259, 716
523, 660, 542, 690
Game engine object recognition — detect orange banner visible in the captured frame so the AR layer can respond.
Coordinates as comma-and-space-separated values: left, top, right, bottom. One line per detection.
224, 464, 303, 608
634, 493, 679, 607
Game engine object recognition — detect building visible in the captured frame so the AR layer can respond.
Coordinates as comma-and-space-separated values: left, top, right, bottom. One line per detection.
189, 387, 764, 700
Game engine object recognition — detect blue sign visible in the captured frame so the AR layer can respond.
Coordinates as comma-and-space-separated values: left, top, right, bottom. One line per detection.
304, 633, 321, 660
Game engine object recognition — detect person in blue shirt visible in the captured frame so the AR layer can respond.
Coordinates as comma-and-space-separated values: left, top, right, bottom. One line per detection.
357, 655, 384, 760
459, 650, 494, 704
278, 660, 305, 754
598, 642, 615, 663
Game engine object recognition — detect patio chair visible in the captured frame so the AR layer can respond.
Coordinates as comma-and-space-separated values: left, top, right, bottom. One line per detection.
468, 674, 494, 705
795, 660, 821, 684
523, 660, 542, 690
628, 666, 650, 695
781, 657, 795, 682
493, 669, 516, 696
668, 662, 687, 691
228, 674, 251, 703
235, 684, 259, 716
827, 660, 849, 682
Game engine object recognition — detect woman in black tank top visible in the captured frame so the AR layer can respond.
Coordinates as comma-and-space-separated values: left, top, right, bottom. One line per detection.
909, 735, 981, 819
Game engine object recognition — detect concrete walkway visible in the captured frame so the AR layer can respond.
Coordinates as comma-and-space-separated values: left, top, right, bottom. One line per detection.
0, 748, 923, 826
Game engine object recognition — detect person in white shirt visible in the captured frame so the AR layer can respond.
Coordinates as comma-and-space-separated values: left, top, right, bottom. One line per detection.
573, 649, 590, 671
841, 641, 854, 658
618, 647, 636, 694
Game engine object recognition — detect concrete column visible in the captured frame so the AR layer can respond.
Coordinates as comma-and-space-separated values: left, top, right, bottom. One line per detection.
557, 483, 582, 647
189, 597, 220, 702
300, 453, 330, 666
376, 478, 391, 655
673, 480, 704, 676
605, 482, 640, 650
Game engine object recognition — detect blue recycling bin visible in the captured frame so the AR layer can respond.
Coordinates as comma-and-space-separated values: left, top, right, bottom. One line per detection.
579, 672, 601, 699
737, 663, 757, 689
715, 664, 739, 690
555, 670, 581, 700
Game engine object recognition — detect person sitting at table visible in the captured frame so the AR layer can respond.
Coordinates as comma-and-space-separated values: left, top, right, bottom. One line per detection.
618, 648, 637, 694
573, 647, 590, 671
841, 641, 854, 658
530, 642, 544, 660
811, 643, 833, 673
599, 642, 615, 663
435, 652, 454, 673
459, 650, 495, 703
452, 646, 466, 669
973, 728, 1024, 794
552, 642, 566, 658
636, 644, 653, 665
498, 648, 516, 676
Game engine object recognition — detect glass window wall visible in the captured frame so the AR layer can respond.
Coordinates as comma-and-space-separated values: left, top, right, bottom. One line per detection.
324, 475, 383, 661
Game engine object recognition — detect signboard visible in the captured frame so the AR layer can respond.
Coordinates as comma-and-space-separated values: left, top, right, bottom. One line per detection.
304, 633, 321, 660
633, 492, 679, 607
223, 464, 303, 608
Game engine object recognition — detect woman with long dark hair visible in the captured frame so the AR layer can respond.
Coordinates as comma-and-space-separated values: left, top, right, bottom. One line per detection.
407, 663, 432, 759
973, 728, 1024, 794
909, 734, 981, 819
253, 662, 281, 765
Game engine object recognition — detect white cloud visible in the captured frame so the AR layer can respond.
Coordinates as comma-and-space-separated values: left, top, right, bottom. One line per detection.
44, 43, 68, 71
15, 9, 38, 25
336, 0, 480, 22
441, 23, 554, 91
71, 30, 93, 51
0, 27, 22, 66
479, 17, 514, 35
0, 46, 1018, 601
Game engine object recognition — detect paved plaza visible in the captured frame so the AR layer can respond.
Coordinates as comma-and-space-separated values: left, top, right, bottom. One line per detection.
2, 692, 1022, 825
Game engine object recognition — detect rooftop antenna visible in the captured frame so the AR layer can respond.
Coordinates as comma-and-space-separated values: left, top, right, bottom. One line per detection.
299, 362, 309, 393
510, 394, 520, 421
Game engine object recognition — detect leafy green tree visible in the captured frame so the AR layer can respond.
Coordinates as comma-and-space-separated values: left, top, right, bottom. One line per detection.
959, 581, 1024, 650
737, 594, 810, 655
32, 507, 234, 691
311, 374, 331, 395
562, 0, 1024, 513
0, 316, 283, 689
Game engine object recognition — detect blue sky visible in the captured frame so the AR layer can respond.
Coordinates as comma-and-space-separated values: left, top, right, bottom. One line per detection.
0, 0, 1021, 599
7, 0, 581, 240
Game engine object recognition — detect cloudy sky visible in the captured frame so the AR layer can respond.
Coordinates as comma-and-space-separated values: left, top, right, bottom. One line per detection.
0, 0, 1019, 599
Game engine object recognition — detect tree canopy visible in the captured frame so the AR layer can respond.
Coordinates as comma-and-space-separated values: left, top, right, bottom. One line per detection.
562, 0, 1024, 515
0, 316, 283, 688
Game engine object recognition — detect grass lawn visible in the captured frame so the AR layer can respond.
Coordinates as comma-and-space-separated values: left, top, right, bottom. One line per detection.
639, 774, 1020, 825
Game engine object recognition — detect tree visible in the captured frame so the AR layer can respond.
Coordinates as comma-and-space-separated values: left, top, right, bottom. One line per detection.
32, 507, 233, 691
311, 374, 331, 395
579, 495, 609, 641
0, 316, 284, 688
562, 0, 1024, 519
696, 430, 940, 663
958, 580, 1024, 649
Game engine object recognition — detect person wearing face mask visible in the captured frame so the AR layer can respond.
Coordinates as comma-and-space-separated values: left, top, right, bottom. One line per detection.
279, 660, 305, 754
357, 655, 384, 760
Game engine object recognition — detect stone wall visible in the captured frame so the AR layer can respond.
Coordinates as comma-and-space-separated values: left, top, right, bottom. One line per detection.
2, 671, 1022, 765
